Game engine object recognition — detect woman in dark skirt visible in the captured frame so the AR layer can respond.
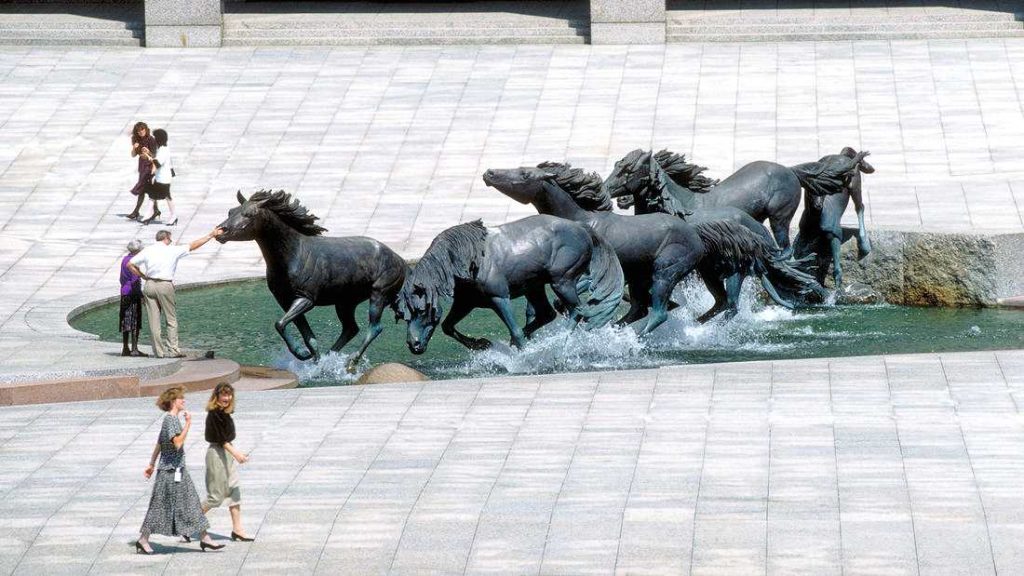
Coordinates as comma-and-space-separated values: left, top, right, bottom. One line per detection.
119, 240, 146, 357
140, 128, 176, 226
126, 122, 157, 221
136, 386, 225, 555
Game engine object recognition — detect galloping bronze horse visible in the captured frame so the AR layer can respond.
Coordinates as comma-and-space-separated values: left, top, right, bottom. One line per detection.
604, 149, 828, 314
484, 163, 825, 330
395, 217, 623, 353
216, 190, 407, 372
609, 148, 868, 256
793, 147, 875, 287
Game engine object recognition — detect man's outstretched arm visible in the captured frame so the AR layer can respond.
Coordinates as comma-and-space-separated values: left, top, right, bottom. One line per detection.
188, 228, 223, 252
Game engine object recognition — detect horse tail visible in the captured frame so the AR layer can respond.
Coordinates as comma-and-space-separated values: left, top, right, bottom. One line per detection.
757, 250, 830, 307
574, 229, 625, 328
693, 220, 828, 307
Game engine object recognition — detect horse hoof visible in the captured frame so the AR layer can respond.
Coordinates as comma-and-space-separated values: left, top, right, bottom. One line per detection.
469, 339, 492, 351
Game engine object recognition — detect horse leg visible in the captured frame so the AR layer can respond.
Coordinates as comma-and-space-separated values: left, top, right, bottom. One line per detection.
275, 297, 318, 361
490, 296, 527, 349
634, 250, 699, 336
633, 277, 676, 337
616, 278, 651, 326
330, 303, 359, 353
523, 287, 557, 338
721, 273, 742, 321
346, 294, 386, 373
770, 217, 794, 259
830, 234, 844, 289
549, 278, 584, 321
293, 316, 320, 362
442, 298, 491, 351
696, 268, 729, 324
855, 207, 872, 258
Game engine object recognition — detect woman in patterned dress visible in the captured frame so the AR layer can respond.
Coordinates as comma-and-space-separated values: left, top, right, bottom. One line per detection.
136, 386, 225, 554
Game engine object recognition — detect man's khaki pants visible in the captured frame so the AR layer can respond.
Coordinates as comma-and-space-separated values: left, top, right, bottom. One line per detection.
142, 280, 179, 358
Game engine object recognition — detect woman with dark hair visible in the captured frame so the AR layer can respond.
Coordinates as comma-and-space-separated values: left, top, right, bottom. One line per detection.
126, 122, 158, 221
139, 128, 177, 226
202, 383, 254, 541
136, 386, 225, 554
119, 239, 146, 357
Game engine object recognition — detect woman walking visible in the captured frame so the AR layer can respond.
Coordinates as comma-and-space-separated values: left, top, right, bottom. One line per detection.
139, 128, 177, 226
119, 240, 146, 357
202, 383, 255, 542
126, 122, 157, 221
136, 386, 225, 554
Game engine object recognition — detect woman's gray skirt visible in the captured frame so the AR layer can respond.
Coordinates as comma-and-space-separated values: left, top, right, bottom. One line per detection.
141, 467, 209, 537
204, 444, 241, 509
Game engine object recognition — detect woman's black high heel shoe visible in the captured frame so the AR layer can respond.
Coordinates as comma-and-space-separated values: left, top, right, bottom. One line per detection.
141, 210, 161, 225
135, 541, 153, 555
231, 532, 255, 542
200, 540, 226, 552
167, 217, 178, 226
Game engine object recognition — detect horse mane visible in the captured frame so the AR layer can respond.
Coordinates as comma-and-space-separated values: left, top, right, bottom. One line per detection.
653, 149, 718, 193
693, 220, 769, 267
537, 161, 612, 212
396, 220, 488, 321
250, 189, 326, 236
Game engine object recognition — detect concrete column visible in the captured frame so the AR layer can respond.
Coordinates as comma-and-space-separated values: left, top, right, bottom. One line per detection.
590, 0, 666, 44
144, 0, 224, 47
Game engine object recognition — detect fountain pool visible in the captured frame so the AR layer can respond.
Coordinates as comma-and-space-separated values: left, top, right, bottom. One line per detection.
70, 279, 1024, 385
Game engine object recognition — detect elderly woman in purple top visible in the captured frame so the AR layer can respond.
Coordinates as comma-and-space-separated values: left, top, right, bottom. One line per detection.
120, 239, 147, 357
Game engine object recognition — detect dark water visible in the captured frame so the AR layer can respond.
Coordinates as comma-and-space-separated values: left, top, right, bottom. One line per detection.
71, 279, 1024, 385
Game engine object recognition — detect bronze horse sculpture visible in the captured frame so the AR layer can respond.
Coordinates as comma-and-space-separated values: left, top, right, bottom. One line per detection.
610, 148, 870, 256
792, 147, 875, 288
603, 149, 828, 313
395, 216, 623, 354
216, 190, 407, 372
483, 163, 825, 331
605, 149, 782, 247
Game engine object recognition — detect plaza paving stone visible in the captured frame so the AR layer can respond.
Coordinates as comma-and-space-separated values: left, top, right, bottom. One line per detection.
0, 353, 1023, 574
1, 42, 1024, 573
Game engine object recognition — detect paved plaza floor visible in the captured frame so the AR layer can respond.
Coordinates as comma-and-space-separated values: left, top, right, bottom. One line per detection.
4, 351, 1024, 575
1, 41, 1024, 574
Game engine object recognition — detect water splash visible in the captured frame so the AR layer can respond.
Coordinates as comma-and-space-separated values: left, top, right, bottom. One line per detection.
436, 279, 805, 377
275, 350, 367, 384
443, 319, 649, 377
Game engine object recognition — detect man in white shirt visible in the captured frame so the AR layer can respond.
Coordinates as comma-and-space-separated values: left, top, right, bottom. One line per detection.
128, 228, 221, 358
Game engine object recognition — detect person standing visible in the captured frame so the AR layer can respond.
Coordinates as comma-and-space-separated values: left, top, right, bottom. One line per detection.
119, 240, 146, 357
139, 128, 177, 226
127, 228, 221, 358
202, 383, 255, 542
126, 122, 158, 221
136, 386, 225, 554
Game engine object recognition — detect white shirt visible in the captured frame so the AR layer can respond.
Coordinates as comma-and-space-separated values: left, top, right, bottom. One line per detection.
153, 145, 173, 184
130, 242, 190, 282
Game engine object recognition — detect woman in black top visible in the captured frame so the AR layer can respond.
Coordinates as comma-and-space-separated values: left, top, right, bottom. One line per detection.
202, 383, 253, 541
